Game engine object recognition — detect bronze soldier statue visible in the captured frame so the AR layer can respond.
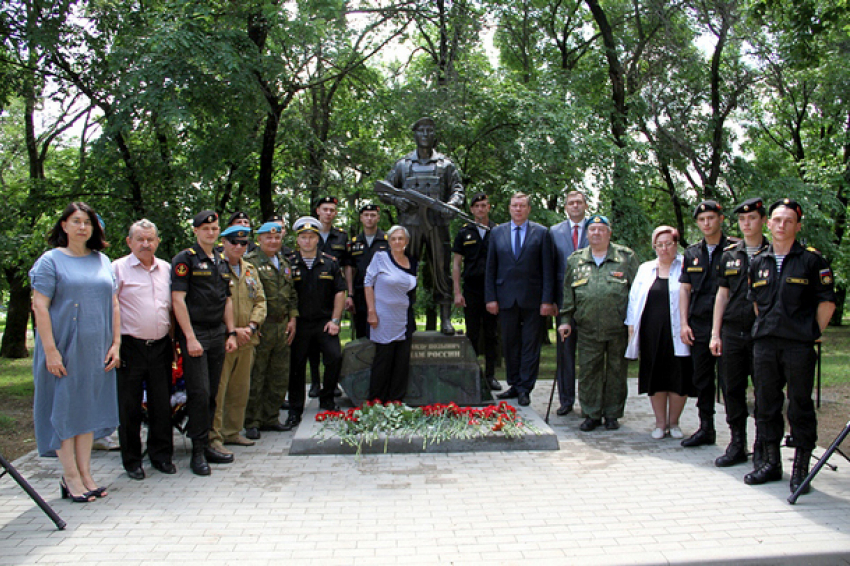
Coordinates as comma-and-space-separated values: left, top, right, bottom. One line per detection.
378, 117, 465, 335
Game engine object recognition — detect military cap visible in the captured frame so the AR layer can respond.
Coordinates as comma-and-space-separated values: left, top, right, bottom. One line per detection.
411, 117, 435, 131
221, 225, 251, 239
733, 197, 765, 216
586, 215, 610, 227
265, 214, 284, 224
227, 211, 250, 226
293, 216, 321, 235
469, 192, 488, 206
359, 203, 380, 214
693, 200, 723, 219
769, 198, 803, 220
256, 222, 282, 235
193, 210, 218, 227
313, 196, 339, 209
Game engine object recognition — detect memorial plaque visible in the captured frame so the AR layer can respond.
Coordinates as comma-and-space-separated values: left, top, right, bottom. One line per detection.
339, 332, 493, 406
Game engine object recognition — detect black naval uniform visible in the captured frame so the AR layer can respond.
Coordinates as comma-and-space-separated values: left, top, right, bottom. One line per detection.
171, 244, 231, 442
344, 230, 389, 339
748, 241, 835, 452
680, 234, 730, 430
716, 237, 768, 430
308, 227, 349, 389
451, 220, 498, 380
289, 252, 347, 415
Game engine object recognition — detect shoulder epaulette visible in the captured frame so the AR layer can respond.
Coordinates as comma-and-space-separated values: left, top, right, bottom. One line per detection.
381, 233, 388, 240
806, 246, 822, 256
754, 248, 768, 256
351, 235, 358, 243
187, 248, 196, 255
724, 243, 737, 251
687, 242, 700, 250
322, 252, 338, 261
333, 227, 346, 234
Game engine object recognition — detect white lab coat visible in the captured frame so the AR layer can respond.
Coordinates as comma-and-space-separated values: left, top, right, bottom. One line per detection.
625, 255, 690, 359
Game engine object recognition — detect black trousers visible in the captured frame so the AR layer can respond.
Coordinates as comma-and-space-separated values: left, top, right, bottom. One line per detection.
499, 306, 543, 395
116, 335, 173, 470
690, 339, 719, 420
555, 315, 578, 408
719, 327, 756, 429
179, 324, 225, 440
352, 290, 371, 340
369, 338, 413, 403
290, 319, 342, 415
463, 286, 498, 379
753, 337, 817, 450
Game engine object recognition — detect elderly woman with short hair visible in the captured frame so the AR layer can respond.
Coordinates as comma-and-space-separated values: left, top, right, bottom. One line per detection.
364, 225, 418, 403
625, 226, 695, 440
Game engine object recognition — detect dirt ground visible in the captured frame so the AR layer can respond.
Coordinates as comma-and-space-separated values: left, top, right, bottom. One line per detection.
2, 384, 848, 464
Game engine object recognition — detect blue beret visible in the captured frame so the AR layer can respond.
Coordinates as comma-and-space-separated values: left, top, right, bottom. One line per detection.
221, 226, 251, 238
256, 222, 282, 235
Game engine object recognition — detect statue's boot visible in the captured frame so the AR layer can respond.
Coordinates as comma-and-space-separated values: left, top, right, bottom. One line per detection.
440, 304, 455, 335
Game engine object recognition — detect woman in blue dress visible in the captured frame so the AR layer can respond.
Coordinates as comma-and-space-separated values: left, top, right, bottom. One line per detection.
30, 202, 120, 503
364, 225, 418, 402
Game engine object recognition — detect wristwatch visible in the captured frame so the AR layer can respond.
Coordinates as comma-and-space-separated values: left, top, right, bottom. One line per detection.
249, 323, 258, 335
226, 331, 237, 338
331, 318, 341, 325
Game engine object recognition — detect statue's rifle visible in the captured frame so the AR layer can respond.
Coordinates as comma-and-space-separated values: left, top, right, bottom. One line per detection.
374, 180, 490, 232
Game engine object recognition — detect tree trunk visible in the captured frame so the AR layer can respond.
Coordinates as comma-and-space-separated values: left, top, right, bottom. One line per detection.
1, 268, 31, 358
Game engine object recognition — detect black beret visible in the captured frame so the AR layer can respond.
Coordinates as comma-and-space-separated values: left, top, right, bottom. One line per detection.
193, 210, 218, 228
469, 192, 488, 206
314, 196, 339, 209
733, 198, 765, 216
693, 200, 723, 219
769, 198, 803, 220
359, 203, 380, 214
265, 214, 284, 224
227, 211, 250, 226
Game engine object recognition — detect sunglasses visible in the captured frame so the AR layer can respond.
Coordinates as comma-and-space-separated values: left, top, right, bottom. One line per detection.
226, 239, 249, 247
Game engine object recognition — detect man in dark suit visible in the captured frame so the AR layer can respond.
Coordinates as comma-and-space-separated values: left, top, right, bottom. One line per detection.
550, 191, 590, 416
485, 192, 556, 406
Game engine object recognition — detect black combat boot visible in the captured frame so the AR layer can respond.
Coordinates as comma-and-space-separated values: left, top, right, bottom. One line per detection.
440, 304, 455, 335
789, 448, 813, 495
752, 434, 765, 470
715, 425, 748, 467
190, 440, 211, 476
744, 442, 782, 485
681, 417, 717, 447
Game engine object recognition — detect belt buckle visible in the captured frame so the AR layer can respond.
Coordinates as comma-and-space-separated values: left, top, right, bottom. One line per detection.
144, 339, 156, 347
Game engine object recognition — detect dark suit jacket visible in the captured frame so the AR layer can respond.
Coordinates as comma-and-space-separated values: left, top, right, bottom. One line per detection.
551, 218, 589, 308
485, 221, 554, 309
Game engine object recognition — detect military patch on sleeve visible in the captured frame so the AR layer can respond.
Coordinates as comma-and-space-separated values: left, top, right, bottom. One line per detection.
175, 263, 189, 277
820, 268, 833, 285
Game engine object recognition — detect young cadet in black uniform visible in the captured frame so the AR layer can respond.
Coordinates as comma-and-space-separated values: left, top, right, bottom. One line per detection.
308, 196, 348, 398
744, 199, 835, 495
679, 200, 730, 448
284, 217, 347, 430
344, 203, 389, 339
171, 211, 239, 476
710, 197, 769, 468
451, 192, 500, 391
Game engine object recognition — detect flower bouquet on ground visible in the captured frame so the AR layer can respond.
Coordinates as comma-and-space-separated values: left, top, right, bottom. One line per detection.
314, 400, 541, 455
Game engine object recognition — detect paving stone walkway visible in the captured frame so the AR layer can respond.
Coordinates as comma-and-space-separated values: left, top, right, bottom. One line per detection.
2, 379, 849, 565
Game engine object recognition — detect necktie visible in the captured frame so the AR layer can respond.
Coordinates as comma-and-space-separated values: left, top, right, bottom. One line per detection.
514, 226, 522, 258
572, 224, 579, 249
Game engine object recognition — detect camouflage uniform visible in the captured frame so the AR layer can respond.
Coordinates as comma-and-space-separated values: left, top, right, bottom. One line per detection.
561, 243, 638, 420
243, 249, 298, 429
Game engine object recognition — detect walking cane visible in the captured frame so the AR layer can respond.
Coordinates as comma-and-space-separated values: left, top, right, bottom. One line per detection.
545, 331, 562, 424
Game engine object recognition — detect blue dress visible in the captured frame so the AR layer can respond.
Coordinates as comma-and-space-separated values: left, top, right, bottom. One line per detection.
30, 249, 119, 457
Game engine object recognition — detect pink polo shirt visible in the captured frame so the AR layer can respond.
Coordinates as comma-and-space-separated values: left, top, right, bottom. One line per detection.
113, 253, 172, 341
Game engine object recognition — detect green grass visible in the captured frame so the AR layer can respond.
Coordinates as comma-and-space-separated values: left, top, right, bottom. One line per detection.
0, 356, 33, 398
819, 324, 850, 387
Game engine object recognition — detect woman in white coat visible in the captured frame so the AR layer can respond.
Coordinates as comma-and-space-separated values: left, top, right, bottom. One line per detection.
625, 226, 695, 439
